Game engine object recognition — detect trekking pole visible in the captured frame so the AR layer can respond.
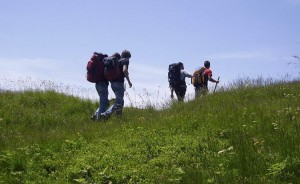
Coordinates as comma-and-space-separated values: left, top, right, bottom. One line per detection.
213, 76, 220, 93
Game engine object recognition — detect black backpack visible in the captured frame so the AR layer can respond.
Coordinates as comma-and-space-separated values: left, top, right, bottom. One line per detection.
168, 63, 181, 89
103, 56, 121, 81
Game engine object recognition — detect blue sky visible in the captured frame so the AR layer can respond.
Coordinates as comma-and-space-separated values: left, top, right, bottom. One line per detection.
1, 0, 299, 106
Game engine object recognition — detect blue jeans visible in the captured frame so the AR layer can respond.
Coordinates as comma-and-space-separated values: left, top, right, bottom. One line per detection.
95, 81, 109, 118
104, 82, 125, 116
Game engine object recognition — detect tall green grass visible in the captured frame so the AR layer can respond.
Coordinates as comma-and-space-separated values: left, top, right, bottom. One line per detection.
0, 79, 299, 183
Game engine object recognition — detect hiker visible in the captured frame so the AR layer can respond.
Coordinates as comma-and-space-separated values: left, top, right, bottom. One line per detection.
193, 60, 219, 97
101, 50, 132, 118
169, 62, 192, 102
88, 52, 109, 121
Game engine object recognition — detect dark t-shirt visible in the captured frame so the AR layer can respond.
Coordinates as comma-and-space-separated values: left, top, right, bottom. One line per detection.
112, 58, 129, 83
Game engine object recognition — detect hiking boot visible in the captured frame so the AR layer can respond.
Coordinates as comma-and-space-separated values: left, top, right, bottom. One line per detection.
91, 114, 97, 121
100, 113, 110, 120
116, 109, 122, 117
113, 104, 123, 117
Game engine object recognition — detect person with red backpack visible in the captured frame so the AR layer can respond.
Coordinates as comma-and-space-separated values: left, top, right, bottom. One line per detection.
88, 52, 109, 121
192, 60, 219, 97
100, 50, 132, 118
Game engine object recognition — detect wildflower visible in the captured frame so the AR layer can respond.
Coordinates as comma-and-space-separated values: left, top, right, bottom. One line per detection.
253, 138, 260, 145
138, 117, 145, 122
227, 146, 233, 151
218, 149, 226, 154
272, 123, 279, 130
218, 146, 233, 155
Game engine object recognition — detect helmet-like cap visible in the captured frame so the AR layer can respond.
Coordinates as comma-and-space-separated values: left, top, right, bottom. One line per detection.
204, 60, 210, 68
121, 50, 131, 59
112, 52, 121, 60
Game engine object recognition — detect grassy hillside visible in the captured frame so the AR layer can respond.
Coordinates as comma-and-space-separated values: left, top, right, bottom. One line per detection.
0, 81, 300, 183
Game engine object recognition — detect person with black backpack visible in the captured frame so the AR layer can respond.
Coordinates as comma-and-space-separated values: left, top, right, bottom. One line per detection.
168, 62, 192, 102
100, 50, 132, 118
192, 60, 219, 97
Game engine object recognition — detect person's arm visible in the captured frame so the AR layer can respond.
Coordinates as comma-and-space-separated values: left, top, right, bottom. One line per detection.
206, 69, 219, 83
123, 65, 132, 88
182, 71, 192, 84
181, 71, 192, 78
208, 76, 219, 83
185, 71, 192, 78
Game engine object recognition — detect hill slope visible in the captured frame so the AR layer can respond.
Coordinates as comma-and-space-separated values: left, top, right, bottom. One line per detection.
0, 82, 300, 183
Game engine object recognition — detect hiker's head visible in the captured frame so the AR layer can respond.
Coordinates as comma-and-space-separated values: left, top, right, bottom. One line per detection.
204, 60, 210, 68
178, 62, 184, 70
112, 52, 121, 60
121, 50, 131, 59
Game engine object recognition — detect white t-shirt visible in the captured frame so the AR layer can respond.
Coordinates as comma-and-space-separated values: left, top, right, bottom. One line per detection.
180, 70, 192, 81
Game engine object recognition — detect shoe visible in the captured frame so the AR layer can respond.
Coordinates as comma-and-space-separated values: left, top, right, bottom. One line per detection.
91, 114, 97, 121
113, 104, 123, 117
116, 109, 122, 117
100, 113, 110, 120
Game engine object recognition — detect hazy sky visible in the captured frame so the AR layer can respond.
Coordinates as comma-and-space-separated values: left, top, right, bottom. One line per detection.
1, 0, 299, 106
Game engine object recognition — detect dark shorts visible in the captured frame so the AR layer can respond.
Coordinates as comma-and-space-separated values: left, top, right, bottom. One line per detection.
174, 85, 186, 100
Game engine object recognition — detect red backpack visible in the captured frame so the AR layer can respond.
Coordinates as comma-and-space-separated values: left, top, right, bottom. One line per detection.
86, 52, 107, 83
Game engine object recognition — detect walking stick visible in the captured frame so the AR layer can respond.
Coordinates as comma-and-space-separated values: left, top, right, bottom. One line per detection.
213, 76, 220, 93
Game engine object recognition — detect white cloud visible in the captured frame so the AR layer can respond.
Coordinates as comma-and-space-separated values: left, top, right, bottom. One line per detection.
130, 62, 169, 90
0, 57, 175, 108
0, 57, 96, 98
0, 57, 64, 79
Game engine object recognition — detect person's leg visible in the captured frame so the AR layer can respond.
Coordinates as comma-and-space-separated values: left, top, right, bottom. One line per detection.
102, 82, 125, 117
178, 86, 186, 102
174, 87, 184, 102
95, 81, 109, 119
111, 82, 125, 116
199, 86, 208, 96
174, 87, 180, 101
195, 87, 200, 98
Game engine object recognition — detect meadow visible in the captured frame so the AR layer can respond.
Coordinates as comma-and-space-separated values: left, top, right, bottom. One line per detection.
0, 78, 299, 183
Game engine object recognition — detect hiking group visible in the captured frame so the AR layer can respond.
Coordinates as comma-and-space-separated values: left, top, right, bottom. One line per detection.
168, 60, 219, 101
86, 50, 219, 120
